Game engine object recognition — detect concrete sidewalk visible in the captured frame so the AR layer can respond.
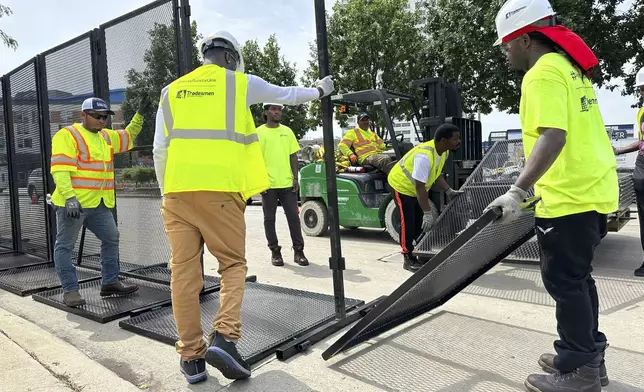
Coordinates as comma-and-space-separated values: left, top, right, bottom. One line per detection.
0, 308, 140, 392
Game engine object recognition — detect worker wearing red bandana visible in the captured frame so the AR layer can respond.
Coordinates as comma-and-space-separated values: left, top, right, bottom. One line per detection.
486, 1, 619, 391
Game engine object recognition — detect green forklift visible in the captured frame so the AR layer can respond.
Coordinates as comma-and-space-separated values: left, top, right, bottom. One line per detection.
298, 80, 483, 244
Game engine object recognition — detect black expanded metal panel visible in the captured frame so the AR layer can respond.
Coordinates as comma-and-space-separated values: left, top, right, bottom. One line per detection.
0, 85, 13, 250
0, 264, 100, 296
124, 266, 221, 290
0, 252, 48, 272
8, 62, 49, 259
618, 172, 635, 210
323, 207, 535, 360
120, 282, 364, 365
33, 276, 173, 323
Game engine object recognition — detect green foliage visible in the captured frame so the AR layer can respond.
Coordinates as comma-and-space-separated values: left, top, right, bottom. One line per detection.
302, 0, 426, 131
0, 5, 17, 50
422, 0, 637, 114
120, 21, 202, 146
242, 35, 313, 139
120, 167, 156, 185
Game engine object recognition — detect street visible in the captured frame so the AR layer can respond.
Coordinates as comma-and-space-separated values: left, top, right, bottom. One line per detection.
0, 202, 643, 391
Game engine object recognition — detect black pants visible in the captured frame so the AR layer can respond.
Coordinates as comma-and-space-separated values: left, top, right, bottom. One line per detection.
262, 188, 304, 250
393, 190, 422, 254
537, 211, 607, 372
633, 155, 644, 253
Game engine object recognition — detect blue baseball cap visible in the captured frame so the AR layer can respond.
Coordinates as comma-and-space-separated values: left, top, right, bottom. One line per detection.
81, 97, 115, 115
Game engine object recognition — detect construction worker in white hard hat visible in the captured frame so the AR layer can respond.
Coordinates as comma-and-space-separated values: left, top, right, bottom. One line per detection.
152, 30, 335, 384
614, 66, 644, 278
486, 1, 618, 391
257, 103, 309, 267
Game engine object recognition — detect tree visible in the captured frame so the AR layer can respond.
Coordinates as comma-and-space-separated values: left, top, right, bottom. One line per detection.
422, 0, 636, 114
0, 5, 17, 50
302, 0, 426, 133
119, 20, 202, 148
242, 34, 312, 139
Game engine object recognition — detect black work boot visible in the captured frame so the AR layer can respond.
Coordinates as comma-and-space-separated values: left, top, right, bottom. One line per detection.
538, 343, 609, 386
293, 246, 309, 266
270, 246, 284, 266
526, 355, 602, 392
403, 253, 422, 272
180, 358, 207, 384
100, 280, 139, 297
205, 332, 251, 380
63, 291, 86, 307
635, 261, 644, 277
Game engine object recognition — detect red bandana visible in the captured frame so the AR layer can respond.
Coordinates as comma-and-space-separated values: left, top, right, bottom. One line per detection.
502, 22, 599, 75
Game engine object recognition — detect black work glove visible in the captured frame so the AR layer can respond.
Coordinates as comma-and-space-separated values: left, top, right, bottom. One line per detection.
137, 95, 151, 115
65, 197, 83, 219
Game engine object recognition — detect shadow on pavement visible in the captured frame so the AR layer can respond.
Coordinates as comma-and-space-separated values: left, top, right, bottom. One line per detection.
220, 370, 320, 392
282, 261, 370, 283
328, 311, 644, 392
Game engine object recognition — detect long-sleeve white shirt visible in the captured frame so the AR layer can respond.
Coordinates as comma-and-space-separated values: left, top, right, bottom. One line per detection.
153, 73, 321, 194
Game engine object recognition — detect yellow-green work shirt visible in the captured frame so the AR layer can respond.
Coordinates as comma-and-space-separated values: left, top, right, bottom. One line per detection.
257, 124, 300, 189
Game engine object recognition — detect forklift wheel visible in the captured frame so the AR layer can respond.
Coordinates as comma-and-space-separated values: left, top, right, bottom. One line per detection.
300, 200, 329, 237
384, 199, 401, 244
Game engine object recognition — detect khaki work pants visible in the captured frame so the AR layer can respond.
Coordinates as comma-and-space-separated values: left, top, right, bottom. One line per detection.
161, 191, 247, 361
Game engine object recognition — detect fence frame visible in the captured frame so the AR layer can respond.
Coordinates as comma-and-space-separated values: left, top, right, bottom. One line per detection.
1, 75, 20, 252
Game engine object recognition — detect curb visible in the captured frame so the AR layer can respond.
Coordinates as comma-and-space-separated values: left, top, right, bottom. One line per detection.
0, 308, 140, 392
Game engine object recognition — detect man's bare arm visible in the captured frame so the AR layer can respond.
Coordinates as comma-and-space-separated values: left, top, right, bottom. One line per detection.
415, 181, 432, 212
514, 128, 566, 192
616, 140, 640, 155
435, 175, 451, 192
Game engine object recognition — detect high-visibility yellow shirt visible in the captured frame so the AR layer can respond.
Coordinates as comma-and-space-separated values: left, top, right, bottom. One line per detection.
50, 113, 143, 208
160, 64, 270, 199
519, 52, 618, 218
388, 140, 448, 197
257, 124, 300, 189
338, 127, 386, 164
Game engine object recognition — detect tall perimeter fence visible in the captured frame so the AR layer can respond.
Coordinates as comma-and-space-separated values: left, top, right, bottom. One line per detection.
0, 0, 190, 265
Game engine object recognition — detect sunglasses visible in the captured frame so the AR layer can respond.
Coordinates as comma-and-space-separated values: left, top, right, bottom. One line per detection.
85, 112, 109, 121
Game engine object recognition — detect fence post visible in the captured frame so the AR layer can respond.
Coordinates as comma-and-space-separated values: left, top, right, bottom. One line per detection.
2, 75, 22, 253
35, 54, 56, 261
180, 0, 192, 74
172, 0, 184, 77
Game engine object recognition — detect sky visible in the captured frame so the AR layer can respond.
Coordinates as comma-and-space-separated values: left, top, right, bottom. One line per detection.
0, 0, 640, 140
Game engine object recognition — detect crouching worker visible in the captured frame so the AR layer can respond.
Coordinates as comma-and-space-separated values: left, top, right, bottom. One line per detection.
387, 123, 463, 272
49, 97, 150, 307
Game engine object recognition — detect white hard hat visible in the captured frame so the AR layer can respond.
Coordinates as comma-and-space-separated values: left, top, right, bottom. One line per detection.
494, 0, 555, 46
263, 103, 284, 109
635, 66, 644, 88
199, 30, 245, 73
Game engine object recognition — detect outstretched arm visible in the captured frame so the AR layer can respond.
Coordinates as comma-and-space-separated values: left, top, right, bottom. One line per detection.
246, 74, 333, 107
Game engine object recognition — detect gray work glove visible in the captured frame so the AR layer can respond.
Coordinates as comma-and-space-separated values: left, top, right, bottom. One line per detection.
65, 197, 83, 219
446, 188, 464, 201
484, 185, 528, 224
421, 211, 435, 233
315, 75, 335, 97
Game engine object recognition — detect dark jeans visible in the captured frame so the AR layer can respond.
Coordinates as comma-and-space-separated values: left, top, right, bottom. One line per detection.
262, 188, 304, 250
633, 155, 644, 253
393, 190, 422, 254
537, 211, 607, 372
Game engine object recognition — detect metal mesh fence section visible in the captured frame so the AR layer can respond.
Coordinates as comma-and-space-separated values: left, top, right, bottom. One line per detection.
0, 85, 12, 249
44, 36, 103, 262
114, 149, 169, 267
8, 63, 49, 258
618, 172, 635, 210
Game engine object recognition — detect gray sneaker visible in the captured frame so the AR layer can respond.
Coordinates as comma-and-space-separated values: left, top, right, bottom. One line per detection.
63, 291, 86, 307
525, 365, 601, 392
538, 344, 609, 387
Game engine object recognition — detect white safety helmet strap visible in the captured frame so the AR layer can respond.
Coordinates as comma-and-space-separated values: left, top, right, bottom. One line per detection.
494, 0, 555, 46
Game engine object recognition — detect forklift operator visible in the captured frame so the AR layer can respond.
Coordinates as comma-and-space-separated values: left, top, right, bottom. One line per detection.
338, 113, 394, 173
388, 123, 463, 272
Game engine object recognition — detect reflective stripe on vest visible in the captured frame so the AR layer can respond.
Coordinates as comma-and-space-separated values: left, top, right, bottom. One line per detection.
64, 126, 113, 170
51, 154, 77, 166
398, 145, 435, 183
115, 129, 129, 152
161, 71, 258, 145
71, 177, 115, 190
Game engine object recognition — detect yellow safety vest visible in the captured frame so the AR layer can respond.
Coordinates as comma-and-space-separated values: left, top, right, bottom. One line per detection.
637, 107, 644, 141
339, 128, 385, 163
160, 64, 269, 199
387, 140, 448, 197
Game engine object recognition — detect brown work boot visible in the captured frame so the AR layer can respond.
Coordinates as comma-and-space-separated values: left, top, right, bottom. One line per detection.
293, 246, 309, 266
538, 343, 609, 387
525, 364, 601, 392
270, 246, 284, 266
100, 280, 139, 297
63, 291, 86, 307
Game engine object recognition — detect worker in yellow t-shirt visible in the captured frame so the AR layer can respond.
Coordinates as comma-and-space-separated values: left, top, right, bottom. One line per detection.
488, 1, 618, 391
257, 103, 309, 267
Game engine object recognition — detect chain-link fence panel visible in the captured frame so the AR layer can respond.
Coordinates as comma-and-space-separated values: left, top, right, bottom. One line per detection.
6, 61, 49, 259
43, 34, 103, 265
0, 84, 13, 250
